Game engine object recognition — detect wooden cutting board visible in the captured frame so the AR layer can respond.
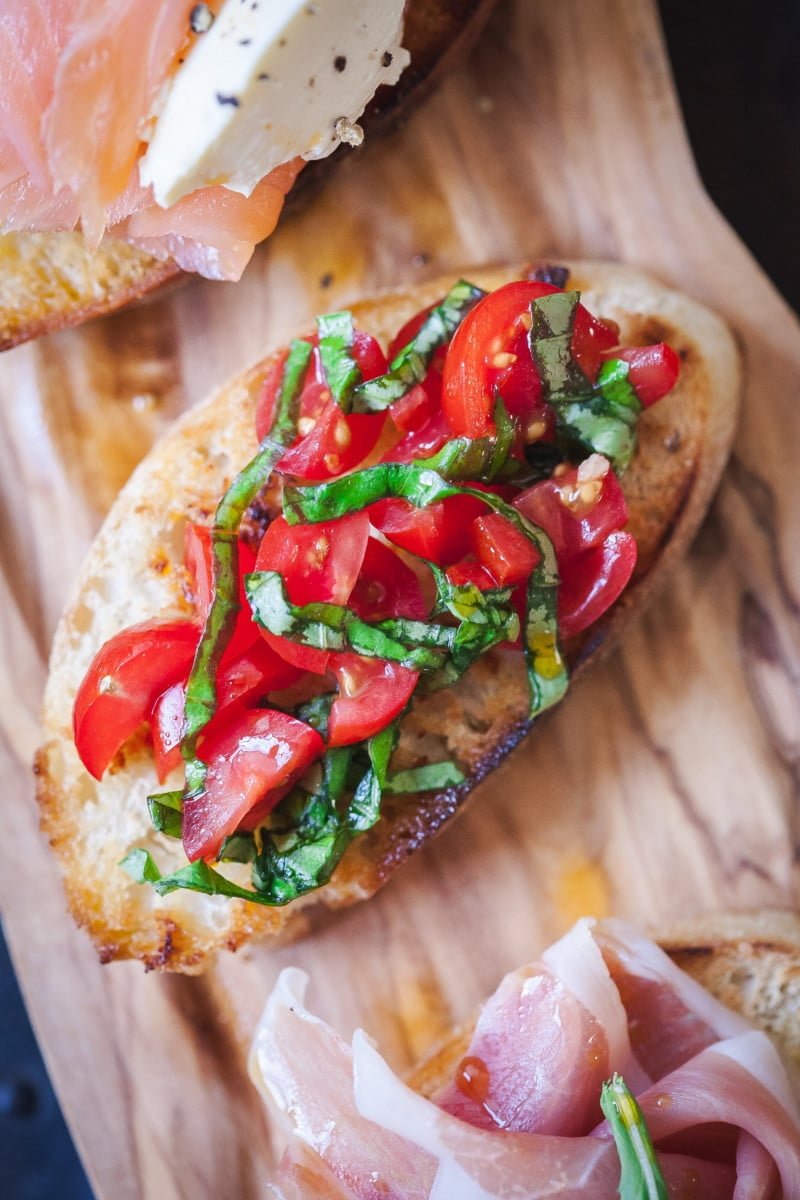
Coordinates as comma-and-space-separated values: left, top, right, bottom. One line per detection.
1, 0, 798, 1195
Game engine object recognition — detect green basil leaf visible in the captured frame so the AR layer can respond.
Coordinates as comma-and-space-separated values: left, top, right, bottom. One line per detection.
218, 833, 256, 863
317, 311, 360, 411
601, 1075, 668, 1200
351, 280, 485, 412
384, 761, 465, 793
146, 790, 183, 839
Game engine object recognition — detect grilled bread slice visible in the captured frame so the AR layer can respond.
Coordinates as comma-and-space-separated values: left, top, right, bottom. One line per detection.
408, 911, 800, 1101
0, 0, 497, 352
36, 259, 742, 972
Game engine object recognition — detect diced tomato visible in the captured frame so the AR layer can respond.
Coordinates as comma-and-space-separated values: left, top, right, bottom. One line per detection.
349, 539, 427, 621
471, 512, 541, 586
386, 410, 451, 463
446, 561, 497, 590
74, 620, 199, 780
388, 384, 437, 435
558, 530, 637, 639
370, 493, 487, 565
150, 682, 186, 782
278, 401, 386, 481
441, 280, 622, 439
254, 512, 369, 673
514, 459, 628, 560
184, 523, 259, 662
182, 709, 324, 862
327, 654, 418, 747
150, 642, 303, 782
255, 330, 388, 443
608, 344, 681, 407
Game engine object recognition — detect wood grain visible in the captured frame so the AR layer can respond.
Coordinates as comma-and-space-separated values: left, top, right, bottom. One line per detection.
0, 0, 798, 1195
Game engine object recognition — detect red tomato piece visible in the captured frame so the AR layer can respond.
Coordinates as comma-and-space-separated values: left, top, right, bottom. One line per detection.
471, 511, 541, 587
514, 460, 628, 560
386, 410, 451, 463
255, 330, 387, 443
183, 709, 324, 862
349, 539, 427, 621
441, 280, 624, 439
446, 561, 497, 590
277, 401, 385, 481
73, 620, 199, 780
388, 384, 437, 435
150, 642, 303, 782
609, 344, 681, 407
441, 281, 559, 439
254, 512, 369, 673
327, 654, 418, 747
558, 530, 637, 639
184, 523, 259, 662
370, 494, 486, 566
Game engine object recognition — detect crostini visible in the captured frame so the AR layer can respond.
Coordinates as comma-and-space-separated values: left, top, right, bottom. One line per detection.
36, 260, 741, 971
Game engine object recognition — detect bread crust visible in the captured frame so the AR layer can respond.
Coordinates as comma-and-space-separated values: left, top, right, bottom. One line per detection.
407, 911, 800, 1101
0, 0, 497, 352
36, 259, 742, 972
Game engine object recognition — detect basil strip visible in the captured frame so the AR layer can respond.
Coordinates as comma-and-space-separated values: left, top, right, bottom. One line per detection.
528, 292, 643, 472
246, 571, 446, 669
180, 338, 312, 797
121, 849, 279, 906
283, 465, 567, 718
384, 761, 465, 793
147, 790, 183, 839
601, 1075, 668, 1200
351, 279, 486, 412
317, 310, 360, 411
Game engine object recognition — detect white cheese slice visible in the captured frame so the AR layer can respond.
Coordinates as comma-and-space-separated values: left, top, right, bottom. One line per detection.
139, 0, 409, 208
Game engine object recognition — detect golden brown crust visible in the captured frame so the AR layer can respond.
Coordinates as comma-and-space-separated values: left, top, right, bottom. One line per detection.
0, 232, 181, 351
0, 0, 498, 351
37, 259, 742, 972
407, 911, 800, 1100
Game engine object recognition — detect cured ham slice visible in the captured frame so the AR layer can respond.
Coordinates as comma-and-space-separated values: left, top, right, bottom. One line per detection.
250, 924, 800, 1199
594, 921, 750, 1079
250, 968, 434, 1200
434, 921, 646, 1134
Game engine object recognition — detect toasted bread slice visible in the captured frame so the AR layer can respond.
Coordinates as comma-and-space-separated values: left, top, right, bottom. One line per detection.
36, 260, 742, 972
408, 911, 800, 1101
0, 0, 496, 353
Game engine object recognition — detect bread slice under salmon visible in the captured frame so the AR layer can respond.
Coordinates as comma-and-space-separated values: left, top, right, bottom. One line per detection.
0, 0, 497, 352
35, 259, 742, 972
407, 910, 800, 1102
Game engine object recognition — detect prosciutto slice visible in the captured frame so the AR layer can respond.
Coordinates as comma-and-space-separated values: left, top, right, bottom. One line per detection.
250, 922, 800, 1199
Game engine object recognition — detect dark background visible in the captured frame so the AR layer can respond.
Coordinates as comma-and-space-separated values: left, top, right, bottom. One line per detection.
1, 3, 796, 1197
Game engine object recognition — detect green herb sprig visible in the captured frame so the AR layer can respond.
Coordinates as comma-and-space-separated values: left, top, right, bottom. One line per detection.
601, 1075, 668, 1200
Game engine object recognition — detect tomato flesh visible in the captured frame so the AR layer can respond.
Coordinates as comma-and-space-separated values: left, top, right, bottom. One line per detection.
183, 709, 324, 862
254, 511, 369, 673
370, 493, 486, 566
327, 653, 418, 748
557, 531, 637, 639
349, 538, 427, 621
278, 401, 385, 481
74, 620, 199, 780
514, 461, 628, 560
256, 331, 387, 443
151, 642, 303, 782
184, 523, 259, 662
471, 512, 541, 586
609, 344, 681, 407
446, 561, 497, 590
